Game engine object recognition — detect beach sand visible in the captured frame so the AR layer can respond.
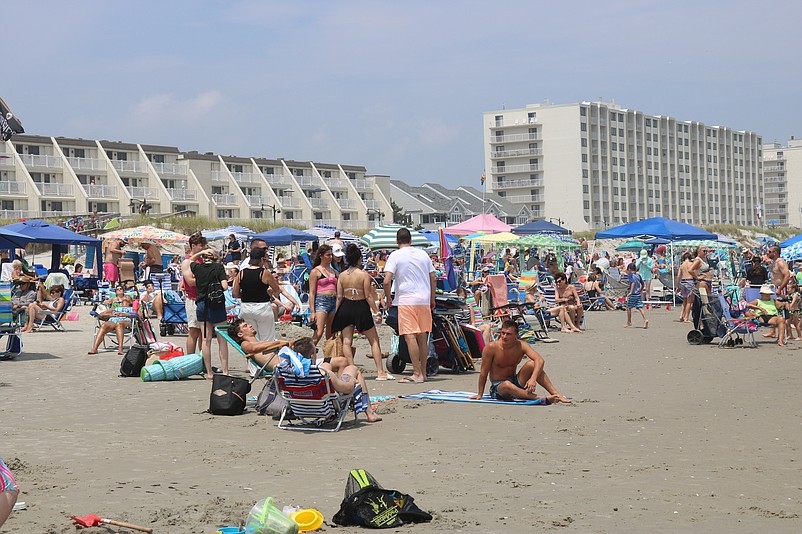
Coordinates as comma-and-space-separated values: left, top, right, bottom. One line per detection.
1, 308, 801, 533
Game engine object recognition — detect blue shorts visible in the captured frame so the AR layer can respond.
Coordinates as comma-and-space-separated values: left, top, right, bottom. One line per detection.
627, 294, 644, 309
196, 299, 227, 324
314, 294, 337, 315
489, 375, 524, 401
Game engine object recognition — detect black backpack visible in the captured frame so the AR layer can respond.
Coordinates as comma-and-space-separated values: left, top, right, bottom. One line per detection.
120, 344, 149, 377
206, 279, 225, 307
209, 374, 251, 415
333, 469, 432, 528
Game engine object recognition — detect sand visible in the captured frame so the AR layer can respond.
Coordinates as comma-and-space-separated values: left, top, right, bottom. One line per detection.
1, 308, 801, 533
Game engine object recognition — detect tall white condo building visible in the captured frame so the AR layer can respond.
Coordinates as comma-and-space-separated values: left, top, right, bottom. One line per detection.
483, 101, 763, 231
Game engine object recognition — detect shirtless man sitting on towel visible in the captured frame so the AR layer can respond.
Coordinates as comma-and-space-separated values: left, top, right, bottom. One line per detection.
469, 320, 571, 403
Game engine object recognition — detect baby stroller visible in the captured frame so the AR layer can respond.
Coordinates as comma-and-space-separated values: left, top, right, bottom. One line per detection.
384, 306, 442, 376
687, 286, 726, 345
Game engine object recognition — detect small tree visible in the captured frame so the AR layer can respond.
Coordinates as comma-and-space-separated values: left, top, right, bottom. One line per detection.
391, 200, 412, 226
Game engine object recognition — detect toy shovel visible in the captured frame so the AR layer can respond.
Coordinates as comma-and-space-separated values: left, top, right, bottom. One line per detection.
70, 514, 154, 533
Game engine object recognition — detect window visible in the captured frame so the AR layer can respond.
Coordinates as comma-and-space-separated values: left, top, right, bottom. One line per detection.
149, 154, 165, 164
581, 138, 587, 147
582, 154, 588, 162
580, 107, 587, 116
581, 122, 587, 132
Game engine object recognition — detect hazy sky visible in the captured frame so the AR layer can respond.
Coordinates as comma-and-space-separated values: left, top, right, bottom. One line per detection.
5, 1, 800, 188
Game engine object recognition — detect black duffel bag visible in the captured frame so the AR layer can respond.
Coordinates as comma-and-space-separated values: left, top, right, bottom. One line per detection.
209, 374, 251, 415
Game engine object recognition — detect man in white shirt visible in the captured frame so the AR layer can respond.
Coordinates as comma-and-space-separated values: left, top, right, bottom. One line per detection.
383, 228, 436, 384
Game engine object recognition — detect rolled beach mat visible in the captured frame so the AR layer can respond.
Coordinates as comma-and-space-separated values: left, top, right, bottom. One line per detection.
141, 362, 167, 382
164, 353, 204, 380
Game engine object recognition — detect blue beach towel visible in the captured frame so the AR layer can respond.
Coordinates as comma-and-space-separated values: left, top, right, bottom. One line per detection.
401, 389, 548, 405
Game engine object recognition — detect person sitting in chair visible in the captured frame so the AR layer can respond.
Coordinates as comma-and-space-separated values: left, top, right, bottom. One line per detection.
11, 275, 37, 323
745, 284, 787, 347
227, 318, 292, 372
469, 320, 571, 403
21, 283, 66, 333
88, 295, 140, 355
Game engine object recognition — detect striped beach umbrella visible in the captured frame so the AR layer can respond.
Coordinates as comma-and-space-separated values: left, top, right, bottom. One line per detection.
360, 224, 430, 250
101, 225, 189, 245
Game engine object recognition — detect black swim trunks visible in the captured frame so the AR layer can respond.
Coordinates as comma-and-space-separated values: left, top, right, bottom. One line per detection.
489, 375, 525, 401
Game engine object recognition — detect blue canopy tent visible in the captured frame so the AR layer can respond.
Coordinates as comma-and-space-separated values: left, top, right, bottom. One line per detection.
419, 229, 458, 248
513, 219, 571, 235
202, 225, 255, 242
0, 227, 31, 250
0, 219, 103, 274
249, 227, 318, 247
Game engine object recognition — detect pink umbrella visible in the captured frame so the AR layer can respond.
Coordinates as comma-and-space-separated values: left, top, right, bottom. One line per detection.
443, 214, 512, 235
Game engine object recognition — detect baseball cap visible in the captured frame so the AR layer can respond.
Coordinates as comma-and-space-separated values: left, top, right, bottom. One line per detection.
331, 244, 345, 257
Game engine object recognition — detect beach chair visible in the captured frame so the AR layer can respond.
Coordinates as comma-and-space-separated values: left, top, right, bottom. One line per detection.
275, 364, 365, 432
214, 324, 275, 378
486, 274, 549, 343
90, 304, 141, 352
717, 294, 758, 348
0, 282, 22, 359
32, 289, 74, 332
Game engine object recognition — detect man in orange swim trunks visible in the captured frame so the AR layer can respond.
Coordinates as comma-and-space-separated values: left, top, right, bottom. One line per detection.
383, 228, 436, 384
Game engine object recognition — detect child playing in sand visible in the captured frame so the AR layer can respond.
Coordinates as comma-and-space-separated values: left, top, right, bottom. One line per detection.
625, 263, 648, 329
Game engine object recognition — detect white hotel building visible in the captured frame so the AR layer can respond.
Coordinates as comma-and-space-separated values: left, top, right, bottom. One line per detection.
0, 134, 392, 229
483, 101, 763, 231
762, 138, 802, 228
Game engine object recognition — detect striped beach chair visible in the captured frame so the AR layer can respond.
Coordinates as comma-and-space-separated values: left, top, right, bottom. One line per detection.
275, 362, 367, 432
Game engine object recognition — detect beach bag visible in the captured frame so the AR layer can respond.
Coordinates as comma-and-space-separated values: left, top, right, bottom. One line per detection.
120, 344, 149, 377
206, 279, 225, 307
255, 378, 291, 419
323, 331, 344, 360
209, 374, 251, 415
333, 469, 432, 528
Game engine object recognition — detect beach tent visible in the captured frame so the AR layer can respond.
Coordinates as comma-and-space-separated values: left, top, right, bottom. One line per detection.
304, 225, 360, 244
249, 227, 318, 246
443, 214, 511, 235
360, 224, 429, 250
595, 217, 716, 241
0, 219, 102, 273
0, 227, 31, 250
202, 225, 254, 242
512, 219, 571, 235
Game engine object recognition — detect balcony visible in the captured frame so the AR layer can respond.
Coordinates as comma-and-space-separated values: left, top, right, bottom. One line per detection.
82, 184, 117, 198
167, 188, 197, 201
506, 195, 543, 204
363, 199, 381, 210
152, 162, 187, 175
764, 165, 785, 172
490, 118, 539, 128
491, 133, 540, 143
210, 171, 230, 183
67, 157, 105, 171
36, 182, 73, 196
337, 198, 358, 209
19, 154, 62, 169
492, 164, 540, 174
0, 155, 14, 167
246, 195, 272, 206
351, 179, 371, 191
232, 172, 263, 185
0, 181, 26, 194
0, 209, 36, 219
308, 197, 328, 209
491, 148, 543, 158
765, 176, 785, 184
764, 186, 786, 194
41, 210, 73, 218
212, 193, 238, 206
264, 174, 292, 186
295, 175, 317, 187
493, 179, 544, 189
127, 186, 157, 199
277, 196, 300, 208
111, 160, 149, 174
323, 178, 347, 189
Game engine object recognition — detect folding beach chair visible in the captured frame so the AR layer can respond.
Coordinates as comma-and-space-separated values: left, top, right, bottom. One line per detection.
717, 294, 758, 348
32, 289, 74, 332
90, 304, 142, 352
486, 274, 550, 343
0, 282, 22, 359
214, 324, 275, 378
275, 363, 366, 432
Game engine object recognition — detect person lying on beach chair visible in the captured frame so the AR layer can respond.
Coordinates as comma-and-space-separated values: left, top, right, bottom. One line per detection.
88, 295, 140, 355
469, 320, 571, 403
744, 284, 787, 347
227, 318, 291, 372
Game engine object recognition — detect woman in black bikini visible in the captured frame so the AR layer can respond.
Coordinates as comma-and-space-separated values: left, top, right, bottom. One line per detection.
331, 244, 393, 380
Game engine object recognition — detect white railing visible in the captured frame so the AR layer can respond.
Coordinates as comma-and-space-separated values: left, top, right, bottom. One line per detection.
491, 148, 543, 158
277, 196, 300, 208
764, 176, 785, 184
82, 184, 117, 198
337, 198, 357, 209
0, 155, 14, 167
67, 157, 105, 171
167, 188, 197, 201
295, 175, 316, 186
19, 154, 62, 168
324, 178, 347, 189
351, 179, 370, 191
506, 195, 543, 204
763, 155, 785, 162
763, 165, 785, 172
212, 193, 238, 206
233, 172, 263, 185
308, 197, 328, 209
491, 133, 540, 143
36, 182, 73, 196
0, 181, 26, 194
246, 195, 271, 206
127, 186, 157, 198
363, 199, 380, 210
492, 164, 540, 174
210, 171, 230, 183
493, 179, 544, 189
764, 187, 786, 194
111, 160, 149, 173
41, 210, 73, 218
152, 162, 187, 175
264, 174, 292, 186
0, 209, 36, 219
